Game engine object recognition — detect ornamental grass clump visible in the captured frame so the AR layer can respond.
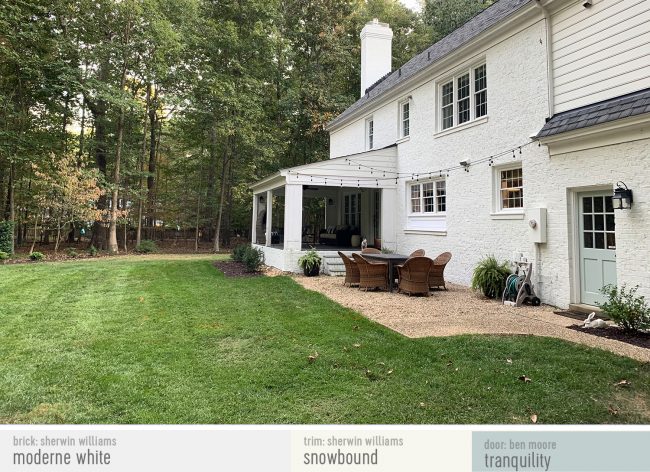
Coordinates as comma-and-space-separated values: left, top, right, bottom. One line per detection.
471, 255, 511, 299
599, 284, 650, 332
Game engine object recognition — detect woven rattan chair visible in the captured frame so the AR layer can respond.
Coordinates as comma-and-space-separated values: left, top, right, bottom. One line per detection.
352, 253, 388, 291
338, 251, 359, 287
410, 249, 425, 257
398, 256, 433, 296
429, 252, 452, 290
361, 247, 381, 254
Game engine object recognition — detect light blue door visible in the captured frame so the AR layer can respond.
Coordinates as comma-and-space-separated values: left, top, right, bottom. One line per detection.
579, 192, 617, 306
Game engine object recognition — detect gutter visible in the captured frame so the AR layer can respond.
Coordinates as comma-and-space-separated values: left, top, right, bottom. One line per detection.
534, 0, 555, 118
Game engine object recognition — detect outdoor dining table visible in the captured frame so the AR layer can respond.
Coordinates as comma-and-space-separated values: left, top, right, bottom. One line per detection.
362, 253, 409, 292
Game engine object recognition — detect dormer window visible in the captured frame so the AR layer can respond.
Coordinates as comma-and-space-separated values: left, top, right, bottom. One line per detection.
399, 99, 410, 138
439, 63, 487, 131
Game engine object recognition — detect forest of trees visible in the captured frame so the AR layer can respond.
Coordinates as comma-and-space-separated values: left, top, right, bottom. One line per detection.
0, 0, 492, 254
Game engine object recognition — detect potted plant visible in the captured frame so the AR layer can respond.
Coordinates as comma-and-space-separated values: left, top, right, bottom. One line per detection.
298, 248, 322, 277
471, 255, 511, 299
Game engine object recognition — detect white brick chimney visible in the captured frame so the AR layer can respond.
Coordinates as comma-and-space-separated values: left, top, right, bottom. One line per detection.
360, 19, 393, 97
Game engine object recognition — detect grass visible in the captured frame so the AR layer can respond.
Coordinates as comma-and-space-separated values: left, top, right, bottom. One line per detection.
0, 255, 649, 424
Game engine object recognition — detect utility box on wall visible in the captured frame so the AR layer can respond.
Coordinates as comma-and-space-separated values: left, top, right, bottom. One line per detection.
527, 208, 547, 244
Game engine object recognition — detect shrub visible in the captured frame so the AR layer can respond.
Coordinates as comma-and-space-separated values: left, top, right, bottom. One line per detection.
0, 251, 9, 263
88, 245, 98, 257
0, 220, 14, 254
471, 255, 511, 299
29, 251, 45, 261
231, 244, 248, 262
65, 248, 79, 258
135, 240, 158, 254
599, 284, 650, 332
242, 246, 264, 272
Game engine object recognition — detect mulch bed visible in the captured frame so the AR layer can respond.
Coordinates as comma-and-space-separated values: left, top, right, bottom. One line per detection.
567, 325, 650, 349
213, 260, 261, 278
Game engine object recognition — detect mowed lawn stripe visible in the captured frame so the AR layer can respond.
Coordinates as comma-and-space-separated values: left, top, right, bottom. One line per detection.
0, 256, 648, 424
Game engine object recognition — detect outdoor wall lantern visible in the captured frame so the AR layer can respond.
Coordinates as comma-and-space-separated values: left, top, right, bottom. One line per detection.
259, 195, 265, 204
612, 181, 633, 210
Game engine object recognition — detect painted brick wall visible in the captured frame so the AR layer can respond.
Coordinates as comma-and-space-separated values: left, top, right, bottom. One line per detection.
327, 15, 650, 309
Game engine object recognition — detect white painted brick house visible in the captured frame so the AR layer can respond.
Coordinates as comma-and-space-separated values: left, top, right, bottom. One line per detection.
250, 0, 650, 309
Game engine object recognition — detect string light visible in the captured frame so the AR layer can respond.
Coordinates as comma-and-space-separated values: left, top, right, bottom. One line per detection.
287, 141, 533, 185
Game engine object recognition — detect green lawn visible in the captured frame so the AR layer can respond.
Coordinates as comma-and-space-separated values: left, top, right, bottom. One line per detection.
0, 255, 648, 424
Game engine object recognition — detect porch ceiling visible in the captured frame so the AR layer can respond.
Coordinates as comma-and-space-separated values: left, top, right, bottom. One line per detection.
250, 144, 398, 194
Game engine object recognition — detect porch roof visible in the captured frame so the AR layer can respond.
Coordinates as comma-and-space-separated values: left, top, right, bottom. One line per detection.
250, 145, 398, 193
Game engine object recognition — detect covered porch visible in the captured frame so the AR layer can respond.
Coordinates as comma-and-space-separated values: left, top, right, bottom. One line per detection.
250, 146, 398, 272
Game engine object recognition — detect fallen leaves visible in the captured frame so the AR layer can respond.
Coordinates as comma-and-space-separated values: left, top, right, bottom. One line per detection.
506, 358, 513, 364
518, 375, 532, 383
608, 405, 619, 416
530, 413, 538, 423
614, 379, 631, 388
307, 351, 319, 364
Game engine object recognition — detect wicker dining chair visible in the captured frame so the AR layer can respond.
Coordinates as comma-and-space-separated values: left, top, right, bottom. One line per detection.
398, 256, 433, 296
352, 253, 389, 291
338, 251, 359, 287
410, 249, 425, 257
361, 247, 381, 254
429, 252, 452, 290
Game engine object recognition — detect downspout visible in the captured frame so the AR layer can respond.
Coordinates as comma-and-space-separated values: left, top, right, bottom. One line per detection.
535, 0, 554, 118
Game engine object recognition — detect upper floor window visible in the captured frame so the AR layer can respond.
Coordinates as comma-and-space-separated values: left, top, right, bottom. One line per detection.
399, 100, 410, 138
366, 118, 374, 150
498, 166, 523, 211
410, 179, 446, 214
439, 63, 487, 131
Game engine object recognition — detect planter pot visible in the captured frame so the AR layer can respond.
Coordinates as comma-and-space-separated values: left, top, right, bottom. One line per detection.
374, 238, 382, 249
304, 264, 320, 277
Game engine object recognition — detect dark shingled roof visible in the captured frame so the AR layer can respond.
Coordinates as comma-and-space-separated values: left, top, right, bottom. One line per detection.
536, 88, 650, 139
328, 0, 532, 129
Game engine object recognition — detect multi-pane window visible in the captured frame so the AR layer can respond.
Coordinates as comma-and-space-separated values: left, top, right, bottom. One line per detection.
440, 64, 487, 131
500, 167, 523, 210
474, 64, 487, 118
457, 73, 470, 125
400, 100, 410, 138
582, 196, 616, 250
410, 185, 421, 213
367, 118, 374, 150
441, 82, 454, 130
410, 180, 446, 214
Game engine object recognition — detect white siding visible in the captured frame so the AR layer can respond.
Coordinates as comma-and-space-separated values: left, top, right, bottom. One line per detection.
552, 0, 650, 113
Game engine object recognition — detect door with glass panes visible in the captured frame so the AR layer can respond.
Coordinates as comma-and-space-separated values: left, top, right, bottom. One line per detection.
578, 191, 617, 306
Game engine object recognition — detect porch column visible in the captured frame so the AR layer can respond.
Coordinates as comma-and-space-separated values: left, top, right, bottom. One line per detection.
251, 193, 258, 245
283, 183, 303, 250
381, 187, 397, 251
265, 190, 273, 246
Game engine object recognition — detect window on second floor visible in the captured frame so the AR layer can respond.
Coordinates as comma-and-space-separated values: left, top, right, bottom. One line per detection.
399, 99, 410, 138
409, 179, 446, 214
366, 118, 374, 150
439, 63, 487, 131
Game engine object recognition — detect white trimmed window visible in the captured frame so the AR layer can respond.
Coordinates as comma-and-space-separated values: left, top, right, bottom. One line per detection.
409, 180, 446, 214
366, 118, 374, 150
439, 63, 487, 131
496, 165, 523, 211
344, 193, 361, 226
399, 99, 410, 138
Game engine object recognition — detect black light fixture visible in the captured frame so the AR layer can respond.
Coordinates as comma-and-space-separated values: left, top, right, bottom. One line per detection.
612, 181, 633, 210
259, 195, 265, 204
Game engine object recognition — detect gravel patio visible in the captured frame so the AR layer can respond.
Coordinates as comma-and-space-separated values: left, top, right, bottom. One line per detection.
294, 276, 650, 363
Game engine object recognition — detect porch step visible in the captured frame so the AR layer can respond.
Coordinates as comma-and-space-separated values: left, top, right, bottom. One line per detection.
320, 252, 351, 276
568, 304, 603, 316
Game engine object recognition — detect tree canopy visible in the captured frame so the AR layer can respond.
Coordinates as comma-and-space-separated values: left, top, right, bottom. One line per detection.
0, 0, 491, 253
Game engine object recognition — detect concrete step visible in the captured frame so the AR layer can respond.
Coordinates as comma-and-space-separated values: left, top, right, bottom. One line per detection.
321, 253, 348, 276
568, 304, 603, 316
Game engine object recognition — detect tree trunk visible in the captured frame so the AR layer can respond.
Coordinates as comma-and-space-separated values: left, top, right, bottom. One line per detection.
108, 106, 126, 254
54, 215, 62, 253
195, 192, 201, 252
136, 83, 150, 247
29, 212, 40, 254
213, 137, 232, 253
